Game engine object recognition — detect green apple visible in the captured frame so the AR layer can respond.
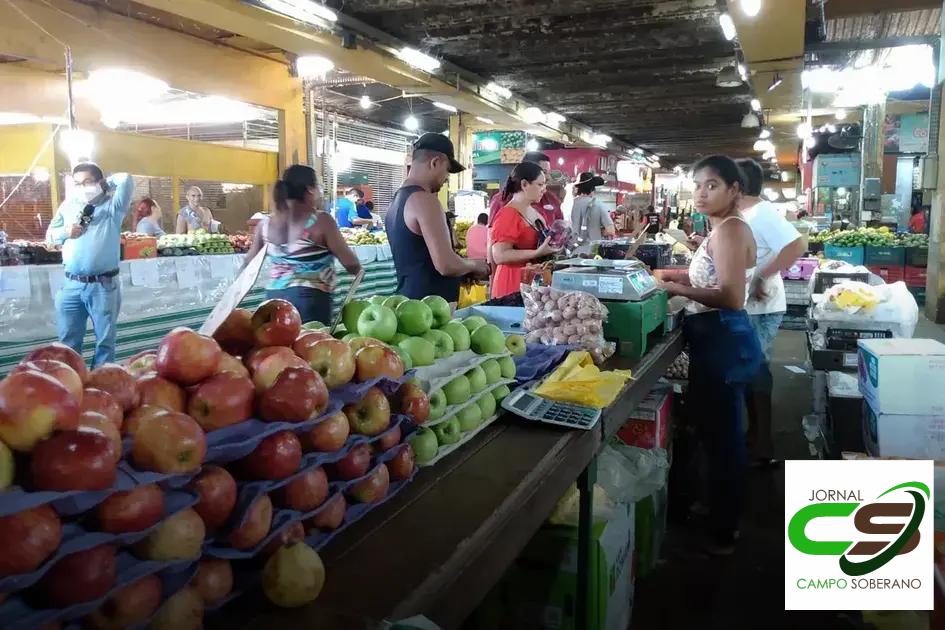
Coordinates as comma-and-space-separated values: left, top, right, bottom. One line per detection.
505, 334, 526, 356
398, 337, 436, 367
422, 329, 455, 359
480, 358, 501, 384
0, 440, 13, 490
433, 417, 462, 446
390, 332, 409, 345
498, 356, 516, 380
428, 388, 447, 421
443, 375, 471, 405
456, 404, 482, 432
357, 304, 398, 342
477, 392, 497, 420
383, 294, 409, 310
369, 295, 386, 306
395, 299, 434, 336
466, 365, 487, 393
422, 295, 452, 329
440, 320, 471, 352
302, 320, 327, 331
492, 384, 511, 402
470, 324, 506, 355
393, 345, 414, 370
462, 316, 488, 334
408, 427, 438, 464
342, 300, 370, 335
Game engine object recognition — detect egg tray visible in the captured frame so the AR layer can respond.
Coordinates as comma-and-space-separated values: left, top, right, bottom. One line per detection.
421, 379, 516, 430
419, 411, 503, 468
410, 349, 511, 395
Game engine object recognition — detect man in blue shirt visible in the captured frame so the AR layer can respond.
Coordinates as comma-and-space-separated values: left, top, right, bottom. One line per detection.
334, 188, 374, 228
46, 163, 134, 367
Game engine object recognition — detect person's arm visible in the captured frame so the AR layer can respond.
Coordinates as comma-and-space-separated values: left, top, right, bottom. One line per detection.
601, 206, 616, 237
104, 173, 134, 220
411, 193, 487, 278
176, 212, 188, 234
46, 206, 74, 244
317, 213, 362, 275
240, 222, 265, 271
662, 220, 751, 310
492, 238, 556, 264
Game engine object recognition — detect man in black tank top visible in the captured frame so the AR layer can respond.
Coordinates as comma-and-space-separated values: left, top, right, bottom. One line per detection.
385, 133, 489, 303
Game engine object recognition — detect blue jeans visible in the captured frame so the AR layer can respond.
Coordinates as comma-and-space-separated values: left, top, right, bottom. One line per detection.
266, 286, 332, 327
55, 276, 122, 368
749, 312, 784, 361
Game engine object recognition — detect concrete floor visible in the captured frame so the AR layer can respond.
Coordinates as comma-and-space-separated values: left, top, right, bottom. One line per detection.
631, 315, 945, 630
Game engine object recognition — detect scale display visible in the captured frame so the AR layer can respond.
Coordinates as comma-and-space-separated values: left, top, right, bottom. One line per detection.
551, 258, 659, 301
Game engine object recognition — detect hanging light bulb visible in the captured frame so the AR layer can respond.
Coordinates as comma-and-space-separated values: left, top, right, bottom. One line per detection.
359, 95, 372, 109
404, 115, 419, 131
750, 98, 761, 112
741, 0, 762, 17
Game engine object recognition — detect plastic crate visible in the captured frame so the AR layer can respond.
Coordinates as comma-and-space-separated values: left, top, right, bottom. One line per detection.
781, 257, 819, 281
904, 265, 927, 288
823, 244, 865, 265
864, 246, 905, 266
635, 243, 673, 270
867, 265, 905, 285
906, 246, 928, 267
812, 270, 870, 294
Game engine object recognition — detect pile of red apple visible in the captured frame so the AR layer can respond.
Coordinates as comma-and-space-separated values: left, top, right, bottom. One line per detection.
0, 298, 430, 626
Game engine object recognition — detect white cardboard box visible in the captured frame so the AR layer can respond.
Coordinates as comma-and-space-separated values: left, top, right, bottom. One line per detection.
857, 338, 945, 415
863, 399, 945, 460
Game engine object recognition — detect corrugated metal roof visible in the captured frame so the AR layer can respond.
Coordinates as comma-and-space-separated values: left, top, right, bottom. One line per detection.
827, 8, 941, 41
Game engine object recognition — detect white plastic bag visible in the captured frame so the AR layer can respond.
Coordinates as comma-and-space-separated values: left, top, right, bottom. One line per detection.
597, 440, 670, 504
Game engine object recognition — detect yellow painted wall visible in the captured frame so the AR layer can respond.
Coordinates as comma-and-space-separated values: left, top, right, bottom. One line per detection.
0, 124, 57, 175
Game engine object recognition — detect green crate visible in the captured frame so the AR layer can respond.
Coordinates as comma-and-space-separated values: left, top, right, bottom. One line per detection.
824, 244, 865, 265
864, 246, 906, 266
906, 246, 928, 267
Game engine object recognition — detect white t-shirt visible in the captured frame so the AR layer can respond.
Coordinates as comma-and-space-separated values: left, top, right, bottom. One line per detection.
742, 200, 801, 315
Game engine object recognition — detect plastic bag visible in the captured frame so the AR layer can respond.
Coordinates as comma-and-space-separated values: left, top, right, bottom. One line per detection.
521, 284, 612, 361
597, 440, 670, 504
547, 483, 616, 526
534, 351, 631, 408
813, 281, 918, 338
458, 283, 487, 308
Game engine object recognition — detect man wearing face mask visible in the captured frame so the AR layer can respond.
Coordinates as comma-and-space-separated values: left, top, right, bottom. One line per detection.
46, 163, 134, 367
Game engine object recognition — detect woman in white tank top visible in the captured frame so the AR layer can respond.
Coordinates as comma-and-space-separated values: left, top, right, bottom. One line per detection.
659, 156, 763, 555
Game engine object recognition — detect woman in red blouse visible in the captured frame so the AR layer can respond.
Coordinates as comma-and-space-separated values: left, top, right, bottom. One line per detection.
490, 161, 561, 298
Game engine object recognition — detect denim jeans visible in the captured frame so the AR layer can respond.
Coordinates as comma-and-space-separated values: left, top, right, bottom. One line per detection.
54, 276, 122, 368
749, 311, 784, 361
684, 309, 763, 541
266, 286, 332, 327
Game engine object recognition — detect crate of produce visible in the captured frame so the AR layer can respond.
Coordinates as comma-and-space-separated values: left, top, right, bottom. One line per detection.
781, 257, 819, 281
823, 244, 865, 265
905, 265, 927, 288
906, 246, 928, 267
864, 246, 905, 266
866, 265, 905, 285
121, 236, 158, 260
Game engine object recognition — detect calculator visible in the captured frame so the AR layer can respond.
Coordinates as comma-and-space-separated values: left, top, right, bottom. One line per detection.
501, 389, 601, 431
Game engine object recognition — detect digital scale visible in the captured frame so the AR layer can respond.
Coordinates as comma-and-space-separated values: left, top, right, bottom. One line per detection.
551, 258, 669, 360
500, 387, 601, 431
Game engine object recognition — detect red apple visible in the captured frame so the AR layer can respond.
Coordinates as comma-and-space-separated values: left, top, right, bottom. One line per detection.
191, 558, 233, 605
276, 466, 328, 512
258, 367, 329, 423
227, 494, 272, 550
387, 444, 415, 481
96, 484, 165, 533
150, 586, 203, 630
241, 431, 302, 480
395, 382, 430, 424
261, 520, 305, 560
252, 299, 301, 347
77, 410, 123, 463
12, 360, 83, 403
343, 386, 391, 436
214, 352, 250, 379
244, 346, 295, 374
23, 342, 88, 384
137, 373, 186, 412
131, 411, 206, 474
252, 353, 310, 393
302, 411, 349, 452
0, 504, 62, 576
374, 423, 402, 453
85, 574, 162, 630
87, 364, 139, 412
81, 388, 123, 431
292, 330, 333, 357
354, 345, 405, 382
122, 404, 169, 437
41, 544, 117, 607
134, 508, 205, 561
330, 443, 371, 480
0, 370, 80, 451
305, 493, 346, 531
124, 351, 157, 378
156, 327, 222, 386
187, 372, 254, 432
32, 428, 117, 491
298, 339, 356, 389
348, 463, 390, 503
212, 308, 255, 356
187, 465, 237, 531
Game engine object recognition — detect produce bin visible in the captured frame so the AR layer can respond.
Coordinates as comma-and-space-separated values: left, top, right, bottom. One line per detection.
906, 246, 929, 267
864, 246, 905, 266
823, 244, 865, 265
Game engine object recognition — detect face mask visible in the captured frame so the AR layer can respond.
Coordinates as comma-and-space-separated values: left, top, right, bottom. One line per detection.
73, 184, 101, 204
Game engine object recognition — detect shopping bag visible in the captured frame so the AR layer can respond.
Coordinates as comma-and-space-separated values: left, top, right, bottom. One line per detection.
534, 350, 632, 408
458, 282, 488, 308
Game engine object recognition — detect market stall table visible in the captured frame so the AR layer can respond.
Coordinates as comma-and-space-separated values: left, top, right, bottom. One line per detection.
211, 329, 684, 629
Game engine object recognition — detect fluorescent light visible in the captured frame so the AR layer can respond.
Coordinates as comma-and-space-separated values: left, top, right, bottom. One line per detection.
485, 82, 512, 99
759, 128, 772, 139
835, 109, 847, 120
86, 69, 168, 102
738, 64, 748, 81
396, 47, 440, 73
359, 95, 372, 109
522, 107, 544, 124
404, 115, 419, 131
475, 116, 495, 125
768, 74, 783, 91
740, 0, 762, 17
433, 101, 458, 113
296, 55, 334, 80
526, 139, 539, 151
719, 13, 737, 40
750, 98, 761, 112
480, 137, 498, 151
259, 0, 337, 23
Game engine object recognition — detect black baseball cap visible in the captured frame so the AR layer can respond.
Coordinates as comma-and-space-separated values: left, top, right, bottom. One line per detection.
412, 132, 466, 173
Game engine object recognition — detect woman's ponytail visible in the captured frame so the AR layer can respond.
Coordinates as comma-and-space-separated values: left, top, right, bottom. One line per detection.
273, 179, 289, 211
499, 175, 516, 201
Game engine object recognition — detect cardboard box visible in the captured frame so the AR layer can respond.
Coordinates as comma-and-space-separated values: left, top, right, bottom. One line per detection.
857, 338, 945, 415
121, 237, 158, 260
617, 389, 672, 450
481, 504, 636, 630
863, 399, 945, 461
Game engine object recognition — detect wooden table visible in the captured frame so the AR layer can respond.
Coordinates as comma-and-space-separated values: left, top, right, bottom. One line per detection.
216, 329, 684, 630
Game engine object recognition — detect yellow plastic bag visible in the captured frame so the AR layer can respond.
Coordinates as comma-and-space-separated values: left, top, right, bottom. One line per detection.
534, 351, 632, 408
458, 283, 488, 308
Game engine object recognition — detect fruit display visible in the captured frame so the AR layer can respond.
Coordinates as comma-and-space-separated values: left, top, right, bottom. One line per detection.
157, 230, 234, 256
823, 227, 896, 247
228, 233, 252, 253
896, 232, 928, 248
520, 284, 613, 362
339, 228, 387, 246
453, 219, 473, 253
